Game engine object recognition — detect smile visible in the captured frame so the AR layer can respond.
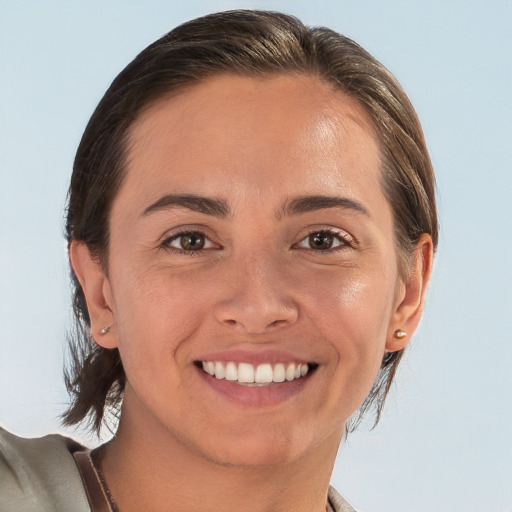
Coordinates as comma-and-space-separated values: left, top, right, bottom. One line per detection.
198, 361, 315, 386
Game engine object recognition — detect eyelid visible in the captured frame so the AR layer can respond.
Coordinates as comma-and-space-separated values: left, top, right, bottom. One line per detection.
159, 227, 221, 253
294, 226, 356, 251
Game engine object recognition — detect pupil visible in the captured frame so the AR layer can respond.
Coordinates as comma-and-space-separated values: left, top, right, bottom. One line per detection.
181, 233, 204, 250
310, 232, 333, 249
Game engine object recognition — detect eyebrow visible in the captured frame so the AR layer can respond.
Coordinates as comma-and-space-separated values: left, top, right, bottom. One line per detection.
141, 193, 369, 220
142, 194, 230, 218
280, 195, 370, 218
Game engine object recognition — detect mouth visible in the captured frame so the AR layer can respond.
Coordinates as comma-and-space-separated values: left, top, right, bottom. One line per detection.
195, 360, 318, 386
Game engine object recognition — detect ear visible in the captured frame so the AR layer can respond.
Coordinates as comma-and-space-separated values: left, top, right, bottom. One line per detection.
69, 241, 117, 349
386, 233, 434, 353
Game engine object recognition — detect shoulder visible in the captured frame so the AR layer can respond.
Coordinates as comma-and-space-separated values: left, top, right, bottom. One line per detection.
0, 426, 91, 512
329, 485, 361, 512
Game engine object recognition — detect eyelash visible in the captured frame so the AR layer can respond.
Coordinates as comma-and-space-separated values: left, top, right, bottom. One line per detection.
160, 230, 216, 255
293, 228, 354, 253
160, 227, 354, 256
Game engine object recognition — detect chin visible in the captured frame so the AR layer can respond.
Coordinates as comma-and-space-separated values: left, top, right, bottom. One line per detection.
195, 427, 315, 468
209, 445, 300, 468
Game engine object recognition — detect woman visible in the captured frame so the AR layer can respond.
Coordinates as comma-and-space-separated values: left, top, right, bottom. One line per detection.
0, 10, 437, 512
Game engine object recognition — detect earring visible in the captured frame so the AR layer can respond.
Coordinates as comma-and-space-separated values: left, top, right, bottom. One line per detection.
100, 326, 111, 335
394, 329, 407, 339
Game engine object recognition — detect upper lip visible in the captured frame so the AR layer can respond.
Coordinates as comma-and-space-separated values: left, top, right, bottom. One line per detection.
195, 349, 315, 365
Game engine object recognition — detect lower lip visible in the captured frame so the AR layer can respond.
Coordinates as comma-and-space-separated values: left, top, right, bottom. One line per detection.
196, 366, 314, 407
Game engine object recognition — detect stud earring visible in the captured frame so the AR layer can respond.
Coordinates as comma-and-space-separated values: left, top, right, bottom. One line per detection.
100, 326, 111, 335
394, 329, 407, 339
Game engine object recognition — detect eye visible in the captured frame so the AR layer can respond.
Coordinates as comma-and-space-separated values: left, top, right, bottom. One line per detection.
295, 229, 352, 251
162, 231, 216, 252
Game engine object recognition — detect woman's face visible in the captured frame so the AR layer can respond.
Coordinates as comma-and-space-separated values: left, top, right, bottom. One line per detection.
101, 75, 408, 466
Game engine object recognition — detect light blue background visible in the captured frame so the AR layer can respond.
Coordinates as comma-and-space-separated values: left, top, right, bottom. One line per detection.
1, 1, 511, 511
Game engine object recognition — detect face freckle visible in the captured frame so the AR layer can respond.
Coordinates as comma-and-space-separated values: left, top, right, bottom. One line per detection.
105, 74, 402, 467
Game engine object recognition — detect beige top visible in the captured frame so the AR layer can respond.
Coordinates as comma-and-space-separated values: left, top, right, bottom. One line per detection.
0, 427, 357, 512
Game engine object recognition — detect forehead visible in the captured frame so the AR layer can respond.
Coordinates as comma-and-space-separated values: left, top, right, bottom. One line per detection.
130, 74, 378, 149
123, 74, 383, 207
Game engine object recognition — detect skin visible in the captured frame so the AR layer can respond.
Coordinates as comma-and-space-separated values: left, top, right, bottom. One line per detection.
71, 74, 433, 512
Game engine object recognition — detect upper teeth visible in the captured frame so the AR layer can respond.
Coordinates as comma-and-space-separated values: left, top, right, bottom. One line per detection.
201, 361, 310, 384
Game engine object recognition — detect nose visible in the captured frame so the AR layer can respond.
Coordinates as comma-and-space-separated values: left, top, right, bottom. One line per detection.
212, 252, 299, 334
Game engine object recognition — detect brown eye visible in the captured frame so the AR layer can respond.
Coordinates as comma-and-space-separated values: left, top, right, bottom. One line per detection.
166, 231, 213, 251
308, 232, 334, 250
295, 229, 350, 252
180, 233, 205, 250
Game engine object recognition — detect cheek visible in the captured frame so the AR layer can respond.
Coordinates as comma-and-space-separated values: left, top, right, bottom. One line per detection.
303, 263, 396, 333
110, 264, 209, 370
301, 268, 396, 419
298, 264, 397, 380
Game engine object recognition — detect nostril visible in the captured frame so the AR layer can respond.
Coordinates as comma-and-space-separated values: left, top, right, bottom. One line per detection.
222, 318, 291, 330
213, 296, 299, 333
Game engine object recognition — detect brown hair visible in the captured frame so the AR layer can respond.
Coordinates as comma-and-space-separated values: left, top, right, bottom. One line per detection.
63, 9, 438, 433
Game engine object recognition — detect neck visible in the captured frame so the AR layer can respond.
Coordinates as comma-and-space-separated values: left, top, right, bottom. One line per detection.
95, 401, 342, 512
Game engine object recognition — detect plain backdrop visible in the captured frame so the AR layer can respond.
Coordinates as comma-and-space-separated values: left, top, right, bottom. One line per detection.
1, 1, 511, 511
